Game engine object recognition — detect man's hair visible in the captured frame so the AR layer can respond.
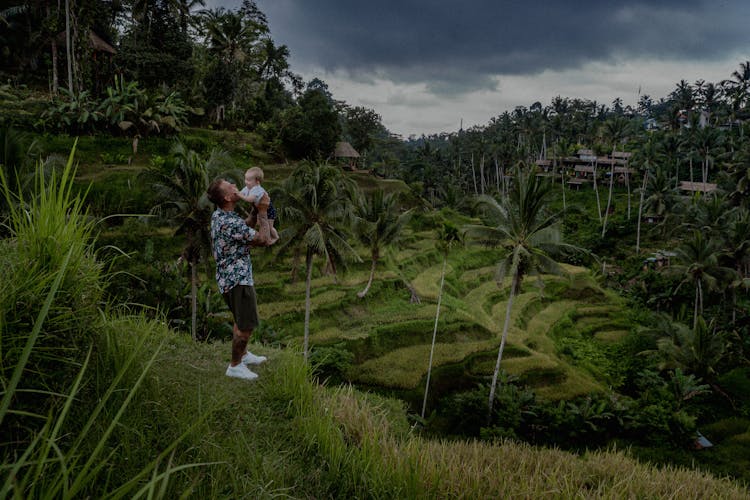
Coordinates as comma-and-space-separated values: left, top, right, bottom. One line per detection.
245, 166, 264, 183
206, 178, 227, 206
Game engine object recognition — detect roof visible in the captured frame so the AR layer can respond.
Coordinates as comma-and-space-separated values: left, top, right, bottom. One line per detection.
613, 166, 636, 174
56, 30, 116, 54
89, 31, 116, 54
679, 181, 717, 193
334, 141, 360, 158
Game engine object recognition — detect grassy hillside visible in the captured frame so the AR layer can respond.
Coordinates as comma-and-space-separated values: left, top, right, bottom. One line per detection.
100, 322, 750, 498
5, 132, 749, 496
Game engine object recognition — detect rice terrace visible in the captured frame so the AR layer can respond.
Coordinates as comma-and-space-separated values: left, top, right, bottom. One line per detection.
2, 1, 750, 498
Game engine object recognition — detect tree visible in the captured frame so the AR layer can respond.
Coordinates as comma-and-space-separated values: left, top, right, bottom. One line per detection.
145, 142, 231, 340
670, 230, 735, 329
670, 79, 695, 117
354, 189, 411, 298
722, 61, 750, 121
464, 165, 582, 422
693, 125, 724, 186
276, 162, 360, 360
196, 3, 278, 124
723, 208, 750, 323
642, 165, 679, 237
634, 134, 658, 253
256, 38, 289, 80
118, 0, 195, 90
600, 116, 630, 237
657, 317, 729, 381
552, 137, 576, 212
202, 8, 259, 64
343, 105, 385, 159
280, 83, 342, 160
422, 220, 461, 419
683, 193, 732, 239
724, 208, 750, 279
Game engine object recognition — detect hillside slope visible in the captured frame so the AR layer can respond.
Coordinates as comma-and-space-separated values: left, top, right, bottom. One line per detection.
110, 321, 748, 498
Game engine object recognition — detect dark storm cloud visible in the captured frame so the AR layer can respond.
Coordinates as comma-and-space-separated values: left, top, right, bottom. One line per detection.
249, 0, 750, 95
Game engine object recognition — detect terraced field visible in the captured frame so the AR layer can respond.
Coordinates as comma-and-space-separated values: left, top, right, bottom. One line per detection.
255, 236, 635, 412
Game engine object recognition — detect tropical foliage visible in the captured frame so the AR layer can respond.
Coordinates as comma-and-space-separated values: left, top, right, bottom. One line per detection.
3, 0, 750, 494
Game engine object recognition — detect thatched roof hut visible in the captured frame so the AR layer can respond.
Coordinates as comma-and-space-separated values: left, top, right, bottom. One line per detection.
334, 141, 360, 158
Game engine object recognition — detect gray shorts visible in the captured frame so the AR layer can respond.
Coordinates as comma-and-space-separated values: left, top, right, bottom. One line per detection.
223, 285, 259, 331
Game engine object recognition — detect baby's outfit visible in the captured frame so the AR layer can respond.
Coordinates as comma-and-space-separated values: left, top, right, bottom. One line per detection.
240, 185, 276, 220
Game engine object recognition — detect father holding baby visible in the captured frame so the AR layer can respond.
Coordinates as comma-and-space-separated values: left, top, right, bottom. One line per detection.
206, 176, 275, 380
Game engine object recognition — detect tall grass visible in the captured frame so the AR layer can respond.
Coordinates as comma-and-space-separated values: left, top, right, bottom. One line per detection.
248, 348, 747, 498
1, 144, 197, 498
1, 141, 103, 433
297, 376, 750, 498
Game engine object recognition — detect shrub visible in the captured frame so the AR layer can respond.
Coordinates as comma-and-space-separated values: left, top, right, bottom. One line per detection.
718, 367, 750, 412
702, 417, 750, 443
310, 344, 355, 385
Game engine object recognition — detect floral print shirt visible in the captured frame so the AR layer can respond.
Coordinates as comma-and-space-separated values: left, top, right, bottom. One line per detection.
210, 208, 257, 293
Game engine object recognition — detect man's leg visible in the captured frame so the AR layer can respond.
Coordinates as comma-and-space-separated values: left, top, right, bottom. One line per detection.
231, 323, 253, 366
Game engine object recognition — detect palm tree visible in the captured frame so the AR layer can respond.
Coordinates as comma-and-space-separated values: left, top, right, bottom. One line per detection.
657, 317, 729, 381
722, 208, 750, 323
422, 220, 461, 419
257, 38, 290, 80
683, 193, 732, 238
277, 162, 360, 360
553, 137, 576, 212
728, 141, 750, 206
174, 0, 205, 33
600, 116, 629, 237
722, 61, 750, 124
671, 79, 696, 117
724, 208, 750, 279
354, 189, 411, 298
651, 132, 682, 190
670, 230, 735, 329
634, 135, 658, 253
642, 166, 680, 238
202, 9, 260, 64
146, 143, 231, 340
693, 125, 724, 186
464, 165, 582, 422
64, 0, 73, 93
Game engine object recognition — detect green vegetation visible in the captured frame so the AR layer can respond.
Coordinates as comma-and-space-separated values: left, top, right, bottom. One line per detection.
1, 165, 746, 494
3, 1, 750, 495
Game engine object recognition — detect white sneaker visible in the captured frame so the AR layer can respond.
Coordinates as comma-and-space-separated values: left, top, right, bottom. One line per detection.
241, 351, 267, 365
226, 363, 258, 380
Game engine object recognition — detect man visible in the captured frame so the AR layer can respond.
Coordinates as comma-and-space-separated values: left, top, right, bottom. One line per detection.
206, 178, 274, 380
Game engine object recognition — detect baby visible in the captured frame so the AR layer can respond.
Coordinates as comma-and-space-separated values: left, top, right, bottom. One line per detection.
239, 166, 279, 243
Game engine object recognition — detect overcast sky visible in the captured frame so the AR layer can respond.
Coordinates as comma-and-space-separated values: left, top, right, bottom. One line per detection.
208, 1, 750, 137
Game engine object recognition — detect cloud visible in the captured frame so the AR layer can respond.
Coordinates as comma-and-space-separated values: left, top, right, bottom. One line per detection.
252, 0, 750, 96
207, 1, 750, 136
316, 56, 747, 136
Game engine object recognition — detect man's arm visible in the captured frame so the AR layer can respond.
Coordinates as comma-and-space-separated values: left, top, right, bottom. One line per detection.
245, 206, 257, 228
249, 193, 272, 246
